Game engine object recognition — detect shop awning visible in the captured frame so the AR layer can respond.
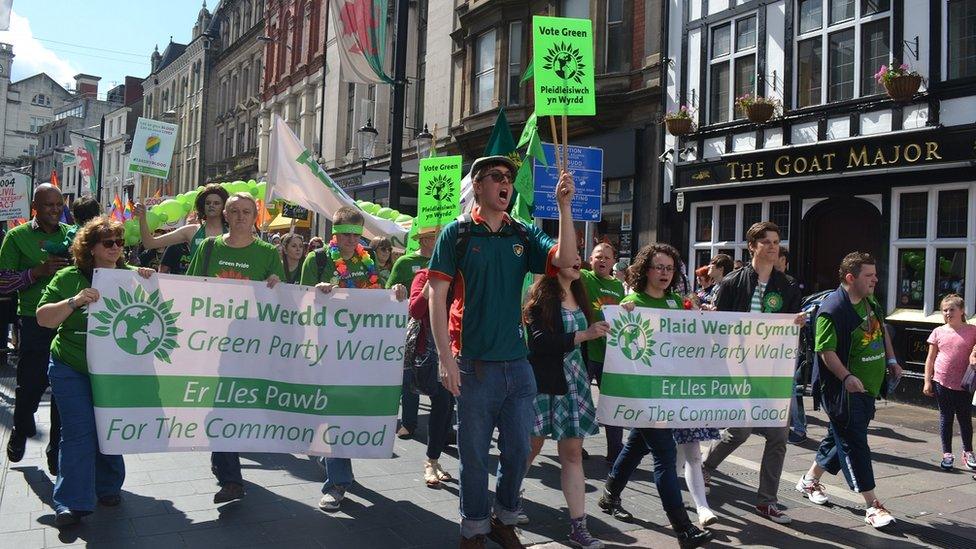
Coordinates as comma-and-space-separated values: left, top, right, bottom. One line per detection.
267, 213, 311, 231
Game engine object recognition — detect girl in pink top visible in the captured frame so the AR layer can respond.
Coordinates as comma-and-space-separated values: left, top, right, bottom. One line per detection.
924, 294, 976, 471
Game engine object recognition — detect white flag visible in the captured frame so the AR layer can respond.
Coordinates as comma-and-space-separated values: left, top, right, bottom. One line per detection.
267, 115, 410, 248
0, 1, 12, 32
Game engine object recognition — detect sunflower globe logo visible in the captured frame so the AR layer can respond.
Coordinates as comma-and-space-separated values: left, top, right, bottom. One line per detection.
542, 42, 586, 84
89, 286, 182, 363
607, 310, 656, 367
425, 174, 452, 202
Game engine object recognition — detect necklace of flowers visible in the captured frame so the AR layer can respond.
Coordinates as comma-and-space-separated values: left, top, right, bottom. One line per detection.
328, 237, 379, 288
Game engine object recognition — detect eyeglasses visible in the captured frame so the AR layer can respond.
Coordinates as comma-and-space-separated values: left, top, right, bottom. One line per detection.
650, 264, 675, 273
479, 170, 513, 184
100, 239, 126, 248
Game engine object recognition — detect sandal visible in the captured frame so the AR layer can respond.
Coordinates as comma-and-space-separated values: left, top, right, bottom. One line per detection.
433, 461, 453, 482
424, 459, 441, 488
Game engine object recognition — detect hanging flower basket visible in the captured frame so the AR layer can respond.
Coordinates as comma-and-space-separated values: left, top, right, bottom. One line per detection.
666, 117, 693, 136
745, 102, 775, 123
735, 94, 779, 124
883, 74, 922, 102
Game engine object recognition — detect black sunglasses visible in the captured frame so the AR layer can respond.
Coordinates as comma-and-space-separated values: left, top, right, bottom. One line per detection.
100, 239, 126, 248
479, 170, 513, 184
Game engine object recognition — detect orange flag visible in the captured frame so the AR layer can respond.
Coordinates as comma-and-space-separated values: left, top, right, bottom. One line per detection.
256, 199, 272, 229
50, 170, 60, 188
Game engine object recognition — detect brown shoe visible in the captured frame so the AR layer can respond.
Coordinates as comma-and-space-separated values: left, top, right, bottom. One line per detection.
459, 534, 486, 548
213, 482, 246, 504
487, 517, 524, 548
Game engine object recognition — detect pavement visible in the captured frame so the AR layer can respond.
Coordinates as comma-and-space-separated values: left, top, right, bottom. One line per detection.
2, 357, 976, 548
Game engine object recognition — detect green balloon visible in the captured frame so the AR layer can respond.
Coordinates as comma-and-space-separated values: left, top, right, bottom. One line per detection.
256, 181, 267, 198
123, 220, 141, 245
155, 199, 184, 222
389, 209, 401, 219
146, 210, 163, 230
376, 207, 393, 218
395, 214, 412, 223
364, 203, 381, 215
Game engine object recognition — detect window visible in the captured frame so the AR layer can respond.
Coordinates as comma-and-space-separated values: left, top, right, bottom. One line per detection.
948, 0, 976, 79
414, 0, 428, 126
795, 0, 890, 106
937, 189, 968, 238
690, 198, 791, 280
32, 93, 51, 106
708, 15, 757, 123
605, 179, 633, 203
897, 192, 927, 238
936, 249, 967, 301
891, 185, 976, 314
561, 0, 589, 19
606, 0, 626, 73
896, 248, 926, 308
473, 30, 496, 113
508, 22, 523, 105
344, 83, 356, 153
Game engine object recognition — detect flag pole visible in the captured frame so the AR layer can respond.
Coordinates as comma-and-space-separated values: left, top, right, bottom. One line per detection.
549, 116, 562, 172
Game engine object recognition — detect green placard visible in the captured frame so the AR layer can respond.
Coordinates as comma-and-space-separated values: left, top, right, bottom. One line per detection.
416, 155, 462, 229
532, 16, 596, 116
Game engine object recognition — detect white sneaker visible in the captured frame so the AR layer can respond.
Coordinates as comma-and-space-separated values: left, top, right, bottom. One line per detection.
865, 500, 895, 528
795, 476, 829, 505
318, 486, 346, 511
697, 507, 717, 527
516, 489, 529, 524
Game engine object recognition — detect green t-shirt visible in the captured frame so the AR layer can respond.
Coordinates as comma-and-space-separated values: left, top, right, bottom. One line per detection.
429, 214, 555, 361
186, 236, 285, 282
299, 249, 380, 288
39, 266, 135, 374
580, 269, 626, 362
815, 298, 886, 396
620, 291, 685, 310
0, 220, 70, 316
386, 251, 430, 289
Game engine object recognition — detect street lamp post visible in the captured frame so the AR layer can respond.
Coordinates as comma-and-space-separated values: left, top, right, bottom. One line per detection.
388, 0, 410, 212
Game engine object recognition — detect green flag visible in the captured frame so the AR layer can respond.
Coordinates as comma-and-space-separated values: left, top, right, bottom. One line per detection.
520, 63, 534, 85
483, 108, 518, 157
517, 113, 547, 167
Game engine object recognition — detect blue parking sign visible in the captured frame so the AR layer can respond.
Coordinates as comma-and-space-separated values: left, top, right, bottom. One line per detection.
533, 143, 603, 221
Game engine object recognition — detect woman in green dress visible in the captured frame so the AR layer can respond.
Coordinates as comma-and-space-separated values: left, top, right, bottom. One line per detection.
523, 252, 610, 549
280, 233, 305, 284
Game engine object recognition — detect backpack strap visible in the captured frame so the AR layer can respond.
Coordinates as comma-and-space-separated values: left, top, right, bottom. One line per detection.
201, 237, 217, 275
454, 213, 473, 264
315, 248, 333, 282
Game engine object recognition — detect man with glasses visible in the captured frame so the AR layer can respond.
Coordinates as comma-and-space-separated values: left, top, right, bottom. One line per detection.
0, 184, 70, 473
702, 221, 801, 524
428, 156, 577, 548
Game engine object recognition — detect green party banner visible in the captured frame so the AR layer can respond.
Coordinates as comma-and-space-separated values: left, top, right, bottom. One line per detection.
597, 307, 800, 428
416, 155, 461, 229
532, 16, 596, 116
87, 269, 407, 457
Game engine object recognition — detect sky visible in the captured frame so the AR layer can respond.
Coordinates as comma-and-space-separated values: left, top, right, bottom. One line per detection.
1, 0, 210, 97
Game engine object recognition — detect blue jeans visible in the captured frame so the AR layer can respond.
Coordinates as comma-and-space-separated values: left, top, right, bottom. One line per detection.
211, 452, 242, 486
456, 357, 536, 538
607, 427, 684, 512
400, 368, 420, 432
815, 392, 876, 493
48, 358, 125, 514
322, 457, 354, 492
790, 366, 807, 436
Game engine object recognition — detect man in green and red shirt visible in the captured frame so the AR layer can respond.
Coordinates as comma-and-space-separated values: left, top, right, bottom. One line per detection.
579, 242, 625, 463
0, 184, 70, 469
428, 156, 577, 547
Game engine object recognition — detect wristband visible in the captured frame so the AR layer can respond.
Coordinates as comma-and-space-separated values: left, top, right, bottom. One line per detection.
842, 373, 854, 384
886, 358, 898, 366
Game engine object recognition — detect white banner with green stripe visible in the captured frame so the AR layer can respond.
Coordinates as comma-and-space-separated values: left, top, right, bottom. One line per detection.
87, 269, 406, 457
597, 306, 799, 428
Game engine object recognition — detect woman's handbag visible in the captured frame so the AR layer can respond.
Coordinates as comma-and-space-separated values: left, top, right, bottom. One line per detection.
961, 366, 976, 394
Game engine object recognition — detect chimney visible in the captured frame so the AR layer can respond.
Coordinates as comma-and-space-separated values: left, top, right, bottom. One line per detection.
73, 73, 101, 99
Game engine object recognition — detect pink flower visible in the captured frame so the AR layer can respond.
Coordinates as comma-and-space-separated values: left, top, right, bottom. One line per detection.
899, 63, 909, 71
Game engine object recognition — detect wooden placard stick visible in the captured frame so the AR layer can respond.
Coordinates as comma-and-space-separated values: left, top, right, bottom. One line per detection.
549, 115, 563, 172
561, 114, 569, 172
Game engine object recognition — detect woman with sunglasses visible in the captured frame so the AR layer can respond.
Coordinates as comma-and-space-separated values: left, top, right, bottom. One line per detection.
133, 183, 230, 260
36, 217, 155, 527
597, 243, 712, 549
369, 236, 394, 286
